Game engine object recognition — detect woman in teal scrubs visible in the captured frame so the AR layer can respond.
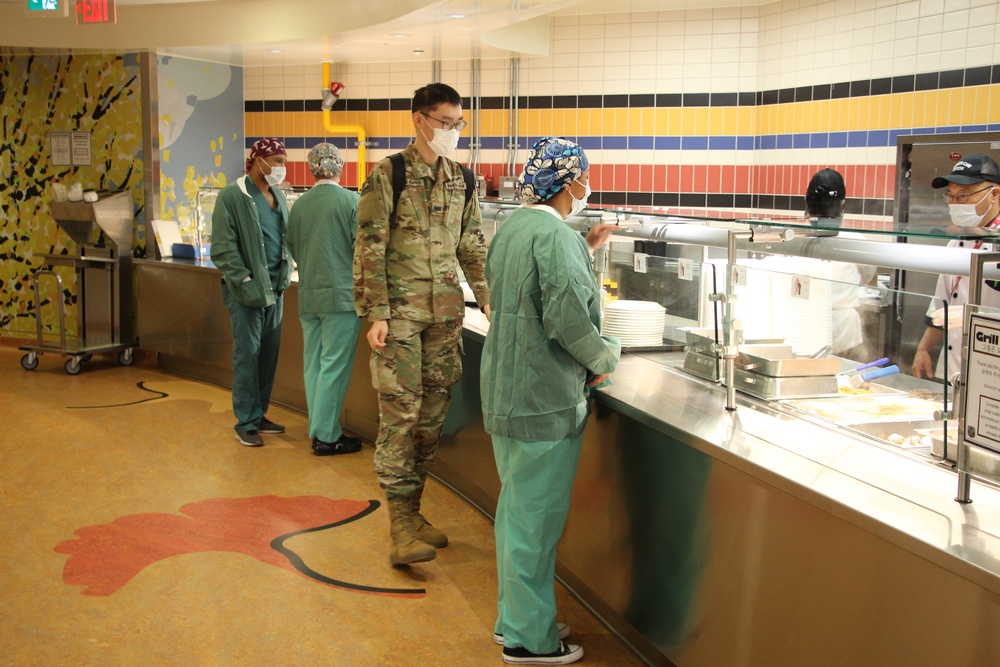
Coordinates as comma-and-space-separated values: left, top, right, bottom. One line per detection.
481, 137, 620, 665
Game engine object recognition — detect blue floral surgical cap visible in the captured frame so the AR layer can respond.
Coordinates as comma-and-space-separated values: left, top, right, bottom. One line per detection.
308, 142, 344, 178
516, 137, 589, 204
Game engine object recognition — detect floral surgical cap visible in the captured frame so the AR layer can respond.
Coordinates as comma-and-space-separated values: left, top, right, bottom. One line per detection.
245, 137, 286, 173
516, 137, 589, 204
308, 142, 344, 179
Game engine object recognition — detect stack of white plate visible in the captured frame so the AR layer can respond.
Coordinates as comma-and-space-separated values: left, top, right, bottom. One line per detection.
602, 300, 666, 347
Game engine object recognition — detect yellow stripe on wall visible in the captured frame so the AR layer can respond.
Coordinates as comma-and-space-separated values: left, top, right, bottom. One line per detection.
250, 84, 998, 141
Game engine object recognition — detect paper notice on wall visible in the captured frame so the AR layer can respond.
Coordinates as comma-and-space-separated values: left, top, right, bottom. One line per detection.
51, 132, 72, 166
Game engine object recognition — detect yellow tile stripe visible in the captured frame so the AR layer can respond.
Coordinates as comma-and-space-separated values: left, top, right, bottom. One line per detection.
248, 84, 999, 139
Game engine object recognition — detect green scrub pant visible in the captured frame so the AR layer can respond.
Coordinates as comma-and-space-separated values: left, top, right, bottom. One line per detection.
222, 284, 283, 432
492, 431, 584, 654
300, 311, 361, 443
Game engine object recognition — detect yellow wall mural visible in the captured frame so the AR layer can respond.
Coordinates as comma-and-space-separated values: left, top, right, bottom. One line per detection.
0, 53, 143, 340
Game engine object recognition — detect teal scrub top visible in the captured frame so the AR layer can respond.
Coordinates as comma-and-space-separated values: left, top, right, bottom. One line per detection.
287, 180, 359, 314
481, 205, 620, 441
247, 176, 285, 291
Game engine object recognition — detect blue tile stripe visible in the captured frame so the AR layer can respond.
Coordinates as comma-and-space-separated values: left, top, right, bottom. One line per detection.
248, 123, 1000, 154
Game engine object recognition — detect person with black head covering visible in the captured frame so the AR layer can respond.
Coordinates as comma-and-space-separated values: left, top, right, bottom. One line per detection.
804, 168, 876, 359
912, 154, 1000, 379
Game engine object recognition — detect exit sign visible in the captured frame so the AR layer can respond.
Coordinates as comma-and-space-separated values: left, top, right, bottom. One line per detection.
76, 0, 116, 24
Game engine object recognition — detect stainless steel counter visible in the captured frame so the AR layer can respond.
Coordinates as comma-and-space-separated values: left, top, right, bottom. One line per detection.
136, 258, 1000, 666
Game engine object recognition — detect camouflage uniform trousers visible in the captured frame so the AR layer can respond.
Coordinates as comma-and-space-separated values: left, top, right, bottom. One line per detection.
371, 318, 464, 501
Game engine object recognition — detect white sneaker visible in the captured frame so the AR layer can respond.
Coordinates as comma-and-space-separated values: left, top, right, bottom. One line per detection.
494, 623, 569, 645
502, 641, 583, 665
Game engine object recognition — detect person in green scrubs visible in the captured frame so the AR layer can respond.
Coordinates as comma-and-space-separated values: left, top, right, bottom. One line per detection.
287, 143, 363, 456
481, 137, 620, 665
211, 138, 292, 447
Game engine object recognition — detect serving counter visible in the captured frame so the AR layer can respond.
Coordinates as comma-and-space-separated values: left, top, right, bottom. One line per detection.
135, 222, 1000, 666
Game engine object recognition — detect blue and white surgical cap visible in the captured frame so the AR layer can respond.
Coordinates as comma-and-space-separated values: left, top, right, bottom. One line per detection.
516, 137, 589, 204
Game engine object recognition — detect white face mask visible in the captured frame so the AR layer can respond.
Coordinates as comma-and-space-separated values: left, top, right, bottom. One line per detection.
422, 124, 460, 157
568, 179, 591, 217
948, 188, 993, 227
259, 160, 285, 186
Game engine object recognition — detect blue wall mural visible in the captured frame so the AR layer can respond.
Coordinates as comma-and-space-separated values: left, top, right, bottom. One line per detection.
157, 55, 244, 237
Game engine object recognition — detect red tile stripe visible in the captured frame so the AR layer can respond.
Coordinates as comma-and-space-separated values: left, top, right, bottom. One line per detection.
283, 161, 895, 201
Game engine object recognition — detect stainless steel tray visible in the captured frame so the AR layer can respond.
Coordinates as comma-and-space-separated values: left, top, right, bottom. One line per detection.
682, 328, 783, 355
736, 347, 842, 378
682, 351, 720, 381
918, 426, 1000, 476
782, 395, 944, 424
734, 369, 839, 400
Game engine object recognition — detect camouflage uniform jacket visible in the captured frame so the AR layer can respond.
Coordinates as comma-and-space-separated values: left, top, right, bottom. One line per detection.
353, 142, 489, 323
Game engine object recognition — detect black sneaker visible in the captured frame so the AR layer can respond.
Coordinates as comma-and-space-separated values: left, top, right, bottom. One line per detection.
495, 623, 569, 645
259, 417, 285, 434
312, 436, 362, 456
235, 429, 264, 447
502, 642, 583, 665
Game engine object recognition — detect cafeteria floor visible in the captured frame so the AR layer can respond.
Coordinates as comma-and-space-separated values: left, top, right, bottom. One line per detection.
0, 345, 644, 667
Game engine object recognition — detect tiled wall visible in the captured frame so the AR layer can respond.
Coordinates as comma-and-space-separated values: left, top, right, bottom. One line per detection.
244, 0, 1000, 222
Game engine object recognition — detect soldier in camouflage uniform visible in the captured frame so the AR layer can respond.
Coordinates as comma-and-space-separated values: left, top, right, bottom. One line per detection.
354, 83, 490, 566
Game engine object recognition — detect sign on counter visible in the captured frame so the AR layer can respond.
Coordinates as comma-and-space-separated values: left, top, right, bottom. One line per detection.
961, 313, 1000, 455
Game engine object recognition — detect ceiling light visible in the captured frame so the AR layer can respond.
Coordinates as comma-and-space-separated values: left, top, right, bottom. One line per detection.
448, 14, 465, 19
267, 49, 284, 53
389, 33, 408, 38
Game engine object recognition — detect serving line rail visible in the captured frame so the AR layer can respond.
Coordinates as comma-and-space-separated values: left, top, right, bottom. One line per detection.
458, 309, 1000, 666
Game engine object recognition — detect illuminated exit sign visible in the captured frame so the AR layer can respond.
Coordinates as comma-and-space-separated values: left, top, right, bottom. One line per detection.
76, 0, 116, 24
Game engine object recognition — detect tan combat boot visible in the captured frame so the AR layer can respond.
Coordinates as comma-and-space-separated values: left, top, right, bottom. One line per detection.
412, 490, 448, 548
388, 498, 436, 566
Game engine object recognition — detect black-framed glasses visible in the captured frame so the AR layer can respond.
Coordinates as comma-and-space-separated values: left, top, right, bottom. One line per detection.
420, 112, 467, 132
942, 186, 993, 204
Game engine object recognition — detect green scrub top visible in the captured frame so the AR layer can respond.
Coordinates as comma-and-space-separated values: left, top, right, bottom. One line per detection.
247, 176, 285, 291
481, 205, 620, 441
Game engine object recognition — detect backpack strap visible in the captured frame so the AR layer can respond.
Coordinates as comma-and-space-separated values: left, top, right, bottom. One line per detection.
388, 152, 477, 221
388, 152, 406, 224
460, 165, 476, 207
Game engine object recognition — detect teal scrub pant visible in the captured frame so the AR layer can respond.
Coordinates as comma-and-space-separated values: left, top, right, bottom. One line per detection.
492, 431, 584, 654
300, 311, 361, 443
222, 284, 283, 432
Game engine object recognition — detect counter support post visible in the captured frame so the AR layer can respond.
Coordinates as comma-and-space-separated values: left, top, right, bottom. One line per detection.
722, 230, 753, 410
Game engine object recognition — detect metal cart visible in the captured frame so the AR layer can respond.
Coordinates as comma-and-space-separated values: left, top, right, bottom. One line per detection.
19, 190, 138, 374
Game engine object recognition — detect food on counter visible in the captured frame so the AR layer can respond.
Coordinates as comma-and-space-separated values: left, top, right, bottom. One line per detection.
784, 395, 946, 423
838, 385, 873, 395
886, 433, 931, 448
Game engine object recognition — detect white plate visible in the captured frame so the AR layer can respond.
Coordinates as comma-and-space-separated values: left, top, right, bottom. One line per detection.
605, 300, 666, 313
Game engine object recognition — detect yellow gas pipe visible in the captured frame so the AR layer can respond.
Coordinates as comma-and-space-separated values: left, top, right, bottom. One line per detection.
322, 61, 368, 186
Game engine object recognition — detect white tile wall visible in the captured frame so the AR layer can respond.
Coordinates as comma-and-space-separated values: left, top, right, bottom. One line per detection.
251, 0, 997, 185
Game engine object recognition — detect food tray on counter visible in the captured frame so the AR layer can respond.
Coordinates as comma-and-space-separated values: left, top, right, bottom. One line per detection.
681, 328, 783, 355
734, 369, 839, 400
781, 395, 946, 424
735, 346, 841, 378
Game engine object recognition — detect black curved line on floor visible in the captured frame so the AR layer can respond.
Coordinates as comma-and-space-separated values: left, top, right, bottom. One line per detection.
270, 499, 426, 597
66, 381, 169, 410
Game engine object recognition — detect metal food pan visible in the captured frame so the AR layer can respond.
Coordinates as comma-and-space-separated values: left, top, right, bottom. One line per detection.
915, 427, 1000, 477
682, 328, 783, 354
736, 348, 841, 377
733, 369, 839, 400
